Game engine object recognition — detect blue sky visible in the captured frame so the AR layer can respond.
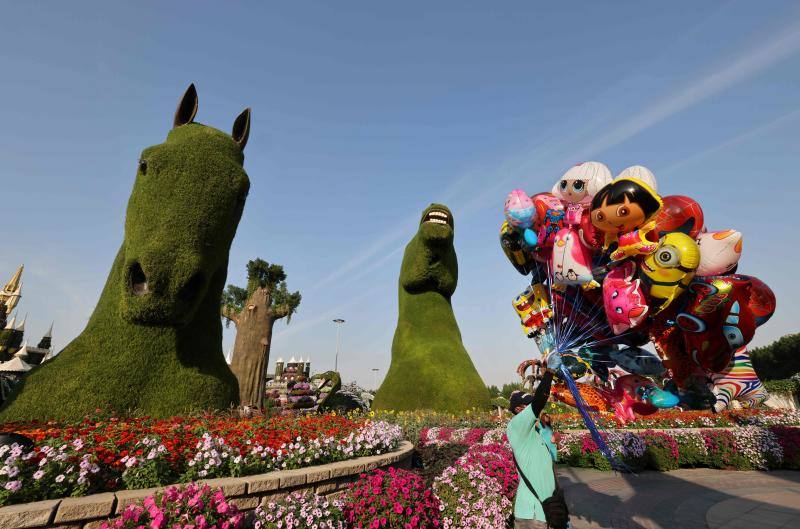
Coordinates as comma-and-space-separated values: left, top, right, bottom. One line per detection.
2, 1, 799, 389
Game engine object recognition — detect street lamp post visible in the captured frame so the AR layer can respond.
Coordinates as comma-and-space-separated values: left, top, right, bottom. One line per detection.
333, 319, 345, 372
371, 368, 380, 391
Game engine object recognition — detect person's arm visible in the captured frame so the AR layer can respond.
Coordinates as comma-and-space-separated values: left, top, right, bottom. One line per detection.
530, 369, 554, 418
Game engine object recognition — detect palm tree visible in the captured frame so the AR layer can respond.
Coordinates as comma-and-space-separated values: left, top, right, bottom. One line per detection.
221, 259, 301, 408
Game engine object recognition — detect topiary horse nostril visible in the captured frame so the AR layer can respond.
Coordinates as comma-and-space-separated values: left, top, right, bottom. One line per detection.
129, 262, 149, 296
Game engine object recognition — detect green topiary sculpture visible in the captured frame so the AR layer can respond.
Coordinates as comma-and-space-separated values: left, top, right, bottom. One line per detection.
373, 204, 489, 412
0, 85, 251, 421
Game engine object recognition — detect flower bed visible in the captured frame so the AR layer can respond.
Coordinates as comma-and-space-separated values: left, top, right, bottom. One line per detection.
365, 408, 800, 443
102, 483, 243, 529
548, 408, 800, 430
0, 413, 403, 507
558, 426, 799, 471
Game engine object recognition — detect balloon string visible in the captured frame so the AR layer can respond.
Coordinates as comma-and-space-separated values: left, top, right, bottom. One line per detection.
558, 363, 631, 473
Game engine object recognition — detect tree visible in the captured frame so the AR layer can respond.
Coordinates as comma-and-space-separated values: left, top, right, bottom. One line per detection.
501, 382, 523, 399
751, 333, 800, 381
221, 258, 301, 408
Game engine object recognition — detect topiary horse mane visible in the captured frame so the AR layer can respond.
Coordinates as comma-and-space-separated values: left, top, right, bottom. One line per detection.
0, 85, 251, 421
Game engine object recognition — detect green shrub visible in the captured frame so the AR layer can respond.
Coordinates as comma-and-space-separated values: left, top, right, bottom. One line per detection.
0, 87, 249, 421
763, 379, 799, 395
374, 204, 489, 412
643, 445, 679, 471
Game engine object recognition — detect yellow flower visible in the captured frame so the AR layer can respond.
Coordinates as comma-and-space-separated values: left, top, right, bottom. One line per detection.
369, 411, 375, 417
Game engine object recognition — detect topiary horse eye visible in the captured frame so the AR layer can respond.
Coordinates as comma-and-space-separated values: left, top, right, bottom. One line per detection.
138, 158, 148, 175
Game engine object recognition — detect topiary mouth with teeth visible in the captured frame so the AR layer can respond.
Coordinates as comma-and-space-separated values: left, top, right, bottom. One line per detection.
421, 208, 453, 229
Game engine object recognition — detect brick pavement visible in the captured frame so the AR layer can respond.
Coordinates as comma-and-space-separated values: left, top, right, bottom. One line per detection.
555, 467, 800, 529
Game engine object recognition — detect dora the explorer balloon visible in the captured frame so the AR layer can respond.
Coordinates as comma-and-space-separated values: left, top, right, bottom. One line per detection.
590, 177, 663, 259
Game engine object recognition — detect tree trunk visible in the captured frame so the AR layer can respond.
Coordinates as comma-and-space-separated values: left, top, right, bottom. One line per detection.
229, 288, 275, 408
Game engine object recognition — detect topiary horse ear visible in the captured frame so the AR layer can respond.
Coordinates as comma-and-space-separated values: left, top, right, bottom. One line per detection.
173, 84, 199, 129
232, 108, 251, 151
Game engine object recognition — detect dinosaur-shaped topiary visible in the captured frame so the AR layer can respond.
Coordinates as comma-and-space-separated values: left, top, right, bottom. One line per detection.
373, 204, 489, 412
0, 85, 251, 421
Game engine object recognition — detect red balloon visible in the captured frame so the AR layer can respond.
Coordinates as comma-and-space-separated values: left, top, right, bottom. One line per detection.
744, 276, 776, 326
654, 195, 705, 239
675, 275, 756, 373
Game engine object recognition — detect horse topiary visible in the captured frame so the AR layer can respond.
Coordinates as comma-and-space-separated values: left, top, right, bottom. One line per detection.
0, 85, 251, 421
373, 204, 489, 412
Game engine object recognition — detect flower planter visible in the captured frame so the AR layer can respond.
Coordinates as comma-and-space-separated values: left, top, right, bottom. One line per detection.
0, 441, 414, 529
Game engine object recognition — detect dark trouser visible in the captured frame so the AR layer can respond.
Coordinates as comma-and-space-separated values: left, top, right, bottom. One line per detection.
514, 519, 548, 529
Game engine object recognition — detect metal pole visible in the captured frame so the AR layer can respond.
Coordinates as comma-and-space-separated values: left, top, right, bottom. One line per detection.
333, 319, 345, 372
372, 368, 379, 390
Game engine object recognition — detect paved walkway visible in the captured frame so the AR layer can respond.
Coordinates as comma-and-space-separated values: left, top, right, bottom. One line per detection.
557, 467, 800, 529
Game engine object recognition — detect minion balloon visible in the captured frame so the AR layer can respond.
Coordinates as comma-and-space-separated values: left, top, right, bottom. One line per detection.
639, 232, 700, 313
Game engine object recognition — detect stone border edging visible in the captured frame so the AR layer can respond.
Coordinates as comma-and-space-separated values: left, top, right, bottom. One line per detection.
0, 441, 415, 529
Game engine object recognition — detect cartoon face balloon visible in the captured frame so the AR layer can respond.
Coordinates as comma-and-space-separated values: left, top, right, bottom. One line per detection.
603, 261, 649, 334
675, 275, 757, 372
696, 230, 742, 276
552, 161, 613, 205
590, 178, 663, 249
654, 195, 705, 238
512, 283, 553, 337
639, 232, 700, 313
504, 189, 536, 229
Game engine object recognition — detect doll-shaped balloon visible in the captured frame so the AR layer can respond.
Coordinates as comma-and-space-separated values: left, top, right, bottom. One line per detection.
696, 229, 742, 276
552, 161, 613, 205
638, 231, 700, 313
552, 161, 613, 225
602, 260, 649, 334
590, 177, 663, 257
551, 227, 599, 287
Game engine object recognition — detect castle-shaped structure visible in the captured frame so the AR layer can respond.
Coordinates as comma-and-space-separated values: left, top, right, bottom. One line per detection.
265, 356, 316, 410
0, 266, 55, 401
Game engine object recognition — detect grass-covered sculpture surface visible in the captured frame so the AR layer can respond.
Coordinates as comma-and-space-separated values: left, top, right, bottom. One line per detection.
373, 204, 489, 412
0, 85, 251, 421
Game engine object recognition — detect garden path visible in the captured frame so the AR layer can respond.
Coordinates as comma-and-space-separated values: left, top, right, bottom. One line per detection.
559, 467, 800, 529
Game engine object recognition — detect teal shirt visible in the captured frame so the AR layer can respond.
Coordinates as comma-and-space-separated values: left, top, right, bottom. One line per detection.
540, 425, 557, 461
507, 404, 556, 521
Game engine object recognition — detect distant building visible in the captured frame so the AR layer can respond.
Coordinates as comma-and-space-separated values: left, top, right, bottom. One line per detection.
0, 266, 55, 402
